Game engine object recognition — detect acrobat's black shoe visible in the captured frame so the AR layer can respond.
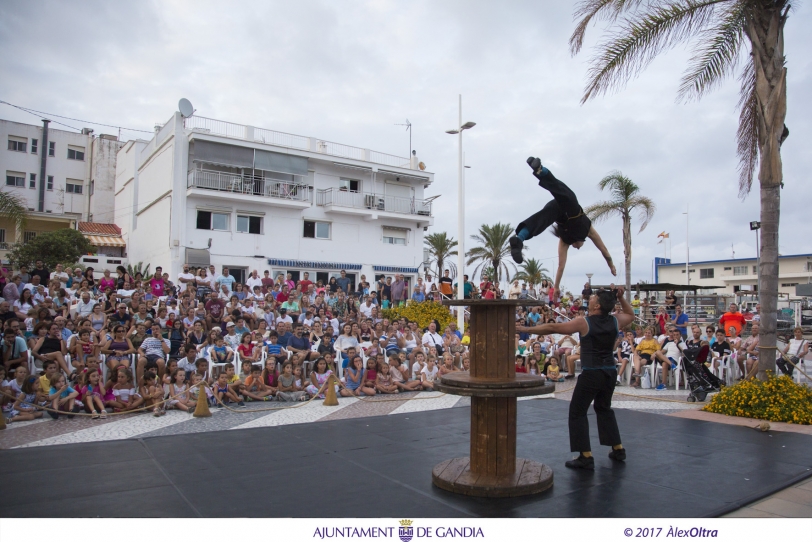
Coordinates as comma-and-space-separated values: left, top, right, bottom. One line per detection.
509, 235, 524, 264
608, 448, 626, 462
526, 156, 542, 173
565, 454, 595, 470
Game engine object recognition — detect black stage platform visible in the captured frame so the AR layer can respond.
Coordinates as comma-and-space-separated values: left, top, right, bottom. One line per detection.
2, 399, 811, 518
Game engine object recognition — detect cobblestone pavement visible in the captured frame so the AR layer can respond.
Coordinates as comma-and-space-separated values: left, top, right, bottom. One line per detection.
0, 381, 704, 450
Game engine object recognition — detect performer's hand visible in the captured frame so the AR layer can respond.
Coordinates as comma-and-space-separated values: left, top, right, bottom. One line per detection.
615, 287, 625, 300
609, 263, 617, 276
554, 287, 561, 301
516, 326, 528, 333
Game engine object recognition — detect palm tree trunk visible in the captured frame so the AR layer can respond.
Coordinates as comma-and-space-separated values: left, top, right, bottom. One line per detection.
623, 212, 632, 301
746, 7, 788, 379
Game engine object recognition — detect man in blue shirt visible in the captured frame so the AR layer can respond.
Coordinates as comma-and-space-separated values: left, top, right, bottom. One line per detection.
673, 304, 690, 339
336, 269, 352, 293
2, 327, 28, 372
454, 275, 474, 299
287, 322, 318, 366
276, 322, 294, 348
216, 267, 236, 294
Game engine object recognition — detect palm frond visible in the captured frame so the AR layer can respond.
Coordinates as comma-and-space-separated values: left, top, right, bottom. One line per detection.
581, 0, 727, 104
0, 191, 29, 231
570, 0, 647, 55
584, 201, 624, 224
677, 0, 748, 102
736, 56, 759, 198
627, 195, 657, 232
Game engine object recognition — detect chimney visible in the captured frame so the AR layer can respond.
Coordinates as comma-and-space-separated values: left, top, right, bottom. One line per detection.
38, 119, 50, 212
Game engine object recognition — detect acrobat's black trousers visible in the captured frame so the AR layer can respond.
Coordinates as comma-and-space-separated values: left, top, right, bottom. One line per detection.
569, 369, 622, 452
516, 168, 582, 240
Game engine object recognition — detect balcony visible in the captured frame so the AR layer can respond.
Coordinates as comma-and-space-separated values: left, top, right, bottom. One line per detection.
184, 116, 414, 170
316, 188, 433, 222
187, 169, 313, 208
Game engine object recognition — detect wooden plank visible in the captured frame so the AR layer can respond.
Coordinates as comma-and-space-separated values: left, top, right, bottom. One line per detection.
506, 305, 516, 379
495, 398, 510, 476
472, 397, 489, 474
472, 308, 487, 378
507, 397, 516, 470
487, 397, 498, 475
485, 306, 498, 379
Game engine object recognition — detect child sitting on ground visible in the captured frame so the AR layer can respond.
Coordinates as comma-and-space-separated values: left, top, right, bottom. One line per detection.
420, 356, 439, 390
48, 373, 79, 419
79, 368, 108, 419
165, 368, 195, 413
242, 365, 275, 401
109, 368, 144, 412
6, 376, 44, 424
388, 352, 422, 392
375, 360, 399, 394
546, 357, 565, 382
276, 361, 308, 402
213, 372, 242, 407
515, 355, 527, 373
141, 371, 165, 416
363, 357, 378, 391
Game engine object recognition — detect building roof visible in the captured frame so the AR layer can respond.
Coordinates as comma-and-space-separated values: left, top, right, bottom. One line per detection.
78, 222, 121, 235
656, 253, 812, 267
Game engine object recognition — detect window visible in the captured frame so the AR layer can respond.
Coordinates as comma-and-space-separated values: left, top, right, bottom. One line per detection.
339, 179, 360, 192
806, 262, 812, 272
303, 220, 330, 239
680, 269, 696, 273
383, 227, 407, 245
48, 141, 55, 157
7, 138, 26, 152
733, 266, 748, 276
196, 210, 230, 231
236, 215, 262, 234
699, 268, 714, 279
0, 229, 5, 243
752, 265, 758, 274
67, 146, 85, 160
781, 283, 799, 287
723, 267, 732, 271
90, 181, 94, 196
5, 173, 24, 187
66, 181, 83, 194
29, 173, 36, 189
31, 139, 38, 154
47, 175, 53, 190
23, 231, 37, 243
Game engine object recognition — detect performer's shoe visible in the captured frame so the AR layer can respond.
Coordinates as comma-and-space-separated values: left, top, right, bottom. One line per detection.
509, 235, 524, 264
608, 448, 627, 462
565, 454, 595, 470
526, 156, 547, 179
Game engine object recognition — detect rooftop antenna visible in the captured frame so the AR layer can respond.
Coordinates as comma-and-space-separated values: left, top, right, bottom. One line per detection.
732, 244, 735, 259
395, 119, 412, 158
178, 98, 195, 119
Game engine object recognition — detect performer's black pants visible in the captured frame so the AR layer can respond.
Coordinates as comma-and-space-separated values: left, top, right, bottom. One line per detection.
516, 169, 582, 240
569, 369, 622, 452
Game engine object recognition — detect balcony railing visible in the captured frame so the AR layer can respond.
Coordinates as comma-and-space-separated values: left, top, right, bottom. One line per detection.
188, 170, 313, 203
316, 188, 432, 217
0, 242, 14, 250
184, 116, 413, 170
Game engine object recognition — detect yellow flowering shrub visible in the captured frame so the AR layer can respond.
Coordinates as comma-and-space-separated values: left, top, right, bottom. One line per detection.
381, 300, 455, 331
702, 374, 812, 425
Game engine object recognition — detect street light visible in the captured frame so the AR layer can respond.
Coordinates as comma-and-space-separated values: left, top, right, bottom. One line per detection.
446, 95, 475, 332
750, 221, 761, 296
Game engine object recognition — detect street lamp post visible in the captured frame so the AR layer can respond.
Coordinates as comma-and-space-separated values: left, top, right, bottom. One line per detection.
586, 273, 593, 288
750, 221, 761, 297
446, 95, 476, 332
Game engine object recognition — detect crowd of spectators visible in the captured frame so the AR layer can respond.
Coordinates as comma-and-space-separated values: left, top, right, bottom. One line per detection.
0, 260, 770, 423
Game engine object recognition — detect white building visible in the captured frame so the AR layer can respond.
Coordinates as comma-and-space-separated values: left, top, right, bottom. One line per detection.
655, 254, 812, 299
0, 118, 124, 263
115, 110, 435, 291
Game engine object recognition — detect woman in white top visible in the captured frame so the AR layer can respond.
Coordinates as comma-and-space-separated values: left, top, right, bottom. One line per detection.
334, 323, 359, 369
508, 280, 522, 299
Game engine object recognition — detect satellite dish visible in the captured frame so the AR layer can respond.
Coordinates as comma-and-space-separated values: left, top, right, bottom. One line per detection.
418, 162, 426, 171
178, 98, 194, 118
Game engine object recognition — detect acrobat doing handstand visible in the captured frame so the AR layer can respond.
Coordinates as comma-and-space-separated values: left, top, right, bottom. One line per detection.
510, 157, 617, 300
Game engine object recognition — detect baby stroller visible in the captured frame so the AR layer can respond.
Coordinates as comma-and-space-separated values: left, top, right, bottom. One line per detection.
680, 345, 723, 402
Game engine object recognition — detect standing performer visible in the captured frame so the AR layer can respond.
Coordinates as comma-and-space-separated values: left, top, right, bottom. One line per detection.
510, 157, 616, 300
518, 288, 634, 469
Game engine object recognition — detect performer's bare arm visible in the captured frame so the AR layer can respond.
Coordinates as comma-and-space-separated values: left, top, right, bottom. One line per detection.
553, 240, 569, 298
587, 226, 617, 276
614, 288, 635, 329
518, 316, 587, 338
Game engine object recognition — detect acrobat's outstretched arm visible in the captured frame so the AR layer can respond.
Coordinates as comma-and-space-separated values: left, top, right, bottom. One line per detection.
587, 226, 617, 276
553, 239, 569, 298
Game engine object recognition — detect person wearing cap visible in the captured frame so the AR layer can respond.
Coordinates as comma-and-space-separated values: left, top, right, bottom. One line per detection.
276, 307, 293, 326
223, 321, 240, 350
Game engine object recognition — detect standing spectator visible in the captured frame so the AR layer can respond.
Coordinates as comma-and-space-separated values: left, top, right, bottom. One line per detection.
261, 270, 274, 294
149, 267, 165, 299
581, 282, 593, 300
216, 267, 236, 294
719, 303, 746, 338
298, 271, 313, 292
177, 264, 195, 289
455, 275, 473, 300
246, 270, 263, 292
438, 270, 453, 298
508, 280, 521, 299
391, 274, 406, 306
336, 269, 352, 293
30, 260, 50, 286
673, 304, 690, 339
18, 265, 31, 285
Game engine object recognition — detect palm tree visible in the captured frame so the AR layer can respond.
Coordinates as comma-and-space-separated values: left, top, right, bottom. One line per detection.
423, 232, 458, 279
0, 191, 28, 238
513, 258, 552, 287
466, 223, 520, 284
570, 0, 793, 378
584, 172, 655, 301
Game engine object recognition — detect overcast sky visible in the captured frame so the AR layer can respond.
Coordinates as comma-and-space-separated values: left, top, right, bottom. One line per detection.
2, 1, 810, 291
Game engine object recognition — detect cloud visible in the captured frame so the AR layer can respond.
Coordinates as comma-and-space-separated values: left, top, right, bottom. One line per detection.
1, 0, 810, 290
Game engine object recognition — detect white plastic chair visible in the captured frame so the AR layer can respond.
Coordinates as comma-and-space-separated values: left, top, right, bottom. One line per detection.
713, 354, 735, 386
206, 348, 237, 378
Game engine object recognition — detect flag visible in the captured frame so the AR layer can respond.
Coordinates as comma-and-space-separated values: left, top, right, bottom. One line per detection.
657, 231, 669, 239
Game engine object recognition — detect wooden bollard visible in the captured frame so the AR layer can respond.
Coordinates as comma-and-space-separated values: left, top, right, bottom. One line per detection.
193, 383, 212, 417
323, 374, 339, 406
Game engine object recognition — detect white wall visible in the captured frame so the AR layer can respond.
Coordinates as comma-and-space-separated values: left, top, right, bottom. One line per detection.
88, 135, 125, 223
